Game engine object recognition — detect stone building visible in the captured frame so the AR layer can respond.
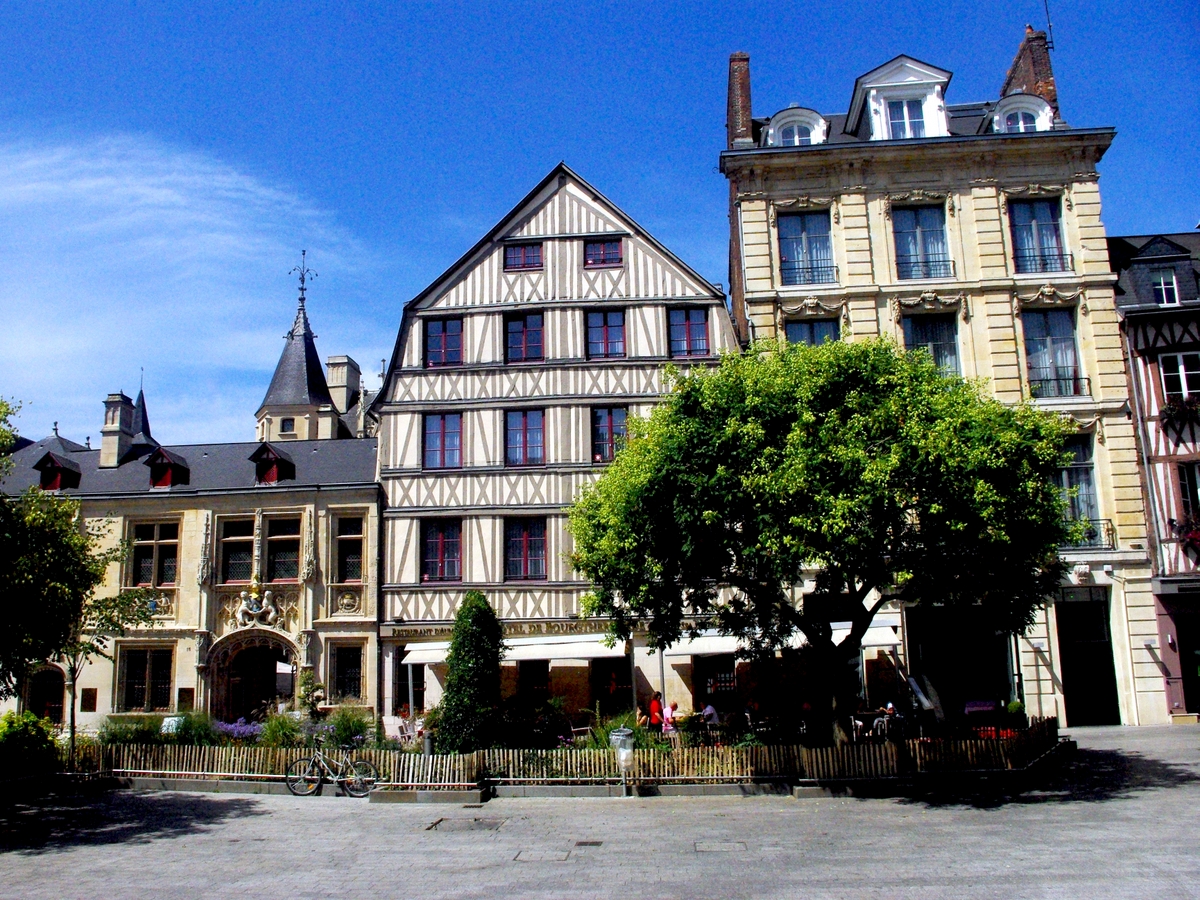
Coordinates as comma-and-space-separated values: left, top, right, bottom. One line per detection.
1110, 231, 1200, 722
4, 288, 383, 727
371, 163, 739, 724
720, 28, 1165, 725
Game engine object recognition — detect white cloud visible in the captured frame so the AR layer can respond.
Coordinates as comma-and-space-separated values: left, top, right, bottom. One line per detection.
0, 134, 389, 445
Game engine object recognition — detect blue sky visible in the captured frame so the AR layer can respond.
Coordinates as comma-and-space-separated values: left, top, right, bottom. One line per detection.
1, 1, 1197, 444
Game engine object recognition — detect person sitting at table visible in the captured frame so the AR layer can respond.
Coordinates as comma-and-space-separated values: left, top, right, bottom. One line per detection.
702, 702, 720, 725
663, 701, 678, 734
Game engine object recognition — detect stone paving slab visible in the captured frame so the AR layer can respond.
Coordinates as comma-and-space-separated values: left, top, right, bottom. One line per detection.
2, 725, 1198, 900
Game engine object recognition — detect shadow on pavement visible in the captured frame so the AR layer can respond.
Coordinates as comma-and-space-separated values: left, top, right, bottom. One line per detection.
0, 786, 267, 855
901, 747, 1200, 810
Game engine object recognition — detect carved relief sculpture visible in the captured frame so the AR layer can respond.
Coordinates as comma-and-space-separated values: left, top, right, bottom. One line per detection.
196, 511, 212, 586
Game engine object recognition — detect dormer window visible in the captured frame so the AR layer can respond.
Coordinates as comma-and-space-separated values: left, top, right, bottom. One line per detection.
993, 93, 1053, 134
249, 442, 296, 484
780, 124, 810, 146
33, 452, 81, 491
144, 448, 189, 488
888, 100, 925, 139
763, 108, 827, 147
1005, 111, 1036, 133
1152, 269, 1180, 305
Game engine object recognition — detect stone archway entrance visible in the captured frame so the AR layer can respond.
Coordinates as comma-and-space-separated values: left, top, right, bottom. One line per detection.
208, 630, 297, 722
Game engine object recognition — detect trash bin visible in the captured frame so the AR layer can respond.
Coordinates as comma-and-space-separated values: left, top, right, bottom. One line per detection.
609, 727, 635, 795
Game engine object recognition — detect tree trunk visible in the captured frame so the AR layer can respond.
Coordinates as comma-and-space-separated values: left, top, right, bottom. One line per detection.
67, 676, 77, 772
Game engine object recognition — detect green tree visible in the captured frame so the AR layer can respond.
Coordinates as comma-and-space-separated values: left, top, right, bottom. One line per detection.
436, 590, 504, 753
568, 338, 1073, 742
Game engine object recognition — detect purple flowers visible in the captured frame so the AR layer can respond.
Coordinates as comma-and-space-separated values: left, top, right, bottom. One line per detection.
214, 718, 263, 742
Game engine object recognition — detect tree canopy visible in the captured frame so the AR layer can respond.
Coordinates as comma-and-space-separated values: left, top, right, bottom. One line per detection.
436, 590, 504, 752
568, 338, 1074, 726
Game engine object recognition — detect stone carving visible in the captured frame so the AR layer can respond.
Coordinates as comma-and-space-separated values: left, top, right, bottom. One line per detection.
779, 296, 852, 329
891, 290, 969, 323
337, 590, 361, 614
1013, 284, 1088, 316
883, 190, 952, 219
217, 579, 300, 636
236, 589, 278, 627
1000, 184, 1072, 210
301, 512, 316, 583
196, 512, 212, 586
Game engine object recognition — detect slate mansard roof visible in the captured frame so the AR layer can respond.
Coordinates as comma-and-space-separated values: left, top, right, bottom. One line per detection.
2, 435, 379, 498
1109, 233, 1200, 312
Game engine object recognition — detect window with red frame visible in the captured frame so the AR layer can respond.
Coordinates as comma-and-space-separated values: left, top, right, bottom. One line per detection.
425, 318, 463, 367
131, 522, 178, 587
584, 240, 622, 267
505, 518, 546, 580
668, 307, 710, 357
591, 407, 627, 463
504, 243, 542, 271
505, 410, 544, 466
423, 413, 462, 469
586, 310, 625, 358
506, 313, 543, 362
422, 520, 461, 582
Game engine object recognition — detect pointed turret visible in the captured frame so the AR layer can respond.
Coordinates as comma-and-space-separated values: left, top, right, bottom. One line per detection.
122, 388, 160, 462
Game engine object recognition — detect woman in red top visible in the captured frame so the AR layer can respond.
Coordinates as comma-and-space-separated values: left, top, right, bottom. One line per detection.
648, 692, 664, 734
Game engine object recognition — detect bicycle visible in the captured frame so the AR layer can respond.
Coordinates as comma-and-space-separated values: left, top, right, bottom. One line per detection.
285, 741, 379, 797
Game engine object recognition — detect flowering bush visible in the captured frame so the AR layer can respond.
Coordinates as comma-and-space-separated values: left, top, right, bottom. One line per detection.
213, 718, 263, 744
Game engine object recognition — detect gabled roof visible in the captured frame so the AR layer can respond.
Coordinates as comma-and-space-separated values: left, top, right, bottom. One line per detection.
248, 442, 294, 464
846, 55, 953, 134
1133, 236, 1193, 261
369, 162, 724, 418
143, 447, 188, 469
258, 298, 333, 413
33, 451, 81, 474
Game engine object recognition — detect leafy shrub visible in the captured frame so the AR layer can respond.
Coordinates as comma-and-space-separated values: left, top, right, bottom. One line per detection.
500, 695, 574, 749
298, 670, 326, 719
436, 591, 503, 753
328, 706, 371, 749
171, 712, 220, 746
98, 716, 165, 745
581, 711, 670, 751
0, 711, 60, 775
259, 712, 303, 748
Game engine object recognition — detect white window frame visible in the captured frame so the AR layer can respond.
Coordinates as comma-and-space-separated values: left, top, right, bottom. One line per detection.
993, 94, 1053, 133
763, 108, 827, 147
1161, 352, 1200, 401
887, 98, 926, 140
1152, 268, 1180, 305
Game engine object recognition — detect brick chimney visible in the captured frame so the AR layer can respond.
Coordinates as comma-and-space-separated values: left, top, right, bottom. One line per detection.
1001, 25, 1059, 118
727, 52, 754, 149
100, 392, 135, 467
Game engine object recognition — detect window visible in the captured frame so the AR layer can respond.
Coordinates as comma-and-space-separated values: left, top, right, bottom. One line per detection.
1058, 435, 1099, 522
504, 243, 542, 271
1162, 353, 1200, 402
119, 647, 173, 712
423, 413, 462, 469
505, 518, 547, 580
506, 313, 544, 362
1010, 200, 1067, 273
422, 520, 461, 582
79, 688, 97, 713
587, 310, 625, 358
336, 517, 363, 583
778, 212, 834, 285
584, 240, 622, 267
506, 410, 545, 466
591, 407, 627, 463
1023, 309, 1082, 397
220, 519, 254, 583
395, 662, 426, 715
893, 207, 950, 279
1179, 463, 1200, 521
785, 319, 840, 346
888, 99, 925, 139
669, 308, 710, 357
330, 645, 363, 701
1152, 269, 1180, 305
131, 522, 179, 587
280, 418, 295, 434
425, 318, 463, 367
903, 314, 960, 375
779, 124, 811, 146
1006, 111, 1037, 133
266, 518, 301, 582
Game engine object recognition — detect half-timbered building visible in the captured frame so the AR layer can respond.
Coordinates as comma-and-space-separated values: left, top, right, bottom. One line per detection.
1111, 231, 1200, 721
720, 28, 1166, 726
372, 163, 739, 723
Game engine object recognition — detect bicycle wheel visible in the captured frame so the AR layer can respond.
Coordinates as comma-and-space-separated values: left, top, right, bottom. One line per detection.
285, 757, 322, 796
343, 760, 379, 798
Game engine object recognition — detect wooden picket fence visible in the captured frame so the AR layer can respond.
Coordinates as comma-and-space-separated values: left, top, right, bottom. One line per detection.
80, 717, 1058, 788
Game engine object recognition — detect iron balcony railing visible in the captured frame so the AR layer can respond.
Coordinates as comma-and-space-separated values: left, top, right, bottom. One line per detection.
1014, 251, 1074, 275
781, 263, 838, 286
1060, 518, 1116, 550
1029, 372, 1091, 399
896, 256, 955, 280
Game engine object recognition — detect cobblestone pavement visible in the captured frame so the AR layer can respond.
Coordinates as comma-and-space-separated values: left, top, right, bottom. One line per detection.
3, 726, 1199, 900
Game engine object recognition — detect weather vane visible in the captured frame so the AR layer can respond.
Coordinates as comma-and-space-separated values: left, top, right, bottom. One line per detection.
290, 250, 318, 304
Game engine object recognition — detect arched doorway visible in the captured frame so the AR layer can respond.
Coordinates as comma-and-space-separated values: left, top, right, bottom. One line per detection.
208, 631, 297, 722
28, 667, 65, 724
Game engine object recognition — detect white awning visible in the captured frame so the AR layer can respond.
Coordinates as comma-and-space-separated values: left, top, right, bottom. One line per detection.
663, 632, 742, 657
400, 634, 627, 666
401, 642, 450, 665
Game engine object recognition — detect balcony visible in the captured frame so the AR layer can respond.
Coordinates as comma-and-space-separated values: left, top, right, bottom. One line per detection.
897, 256, 955, 280
1029, 372, 1090, 399
1060, 518, 1116, 551
1014, 251, 1074, 275
781, 263, 838, 286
